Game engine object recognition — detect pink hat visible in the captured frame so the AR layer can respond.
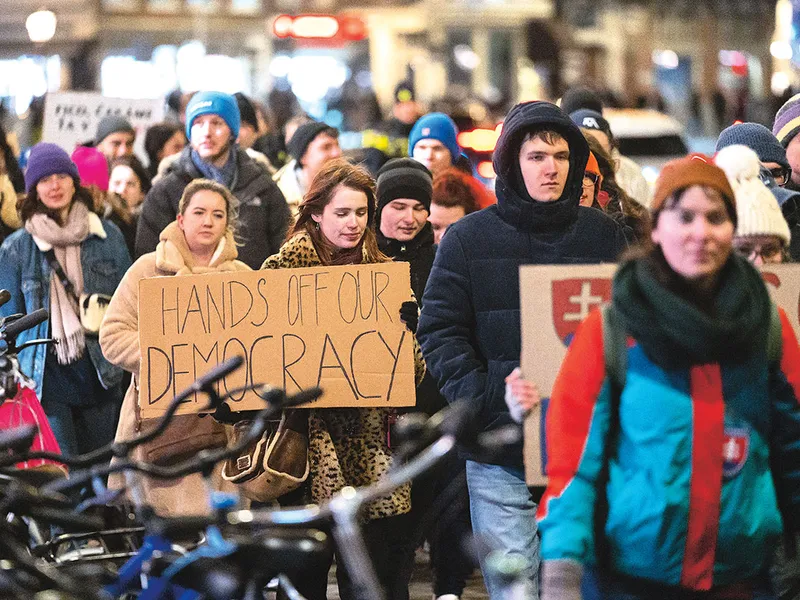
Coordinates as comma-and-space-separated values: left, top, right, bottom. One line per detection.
71, 146, 109, 192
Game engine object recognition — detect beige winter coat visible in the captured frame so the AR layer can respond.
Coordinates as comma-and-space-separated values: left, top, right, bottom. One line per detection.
100, 221, 250, 516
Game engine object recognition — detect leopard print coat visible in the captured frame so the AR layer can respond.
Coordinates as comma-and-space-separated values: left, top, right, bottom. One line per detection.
262, 232, 425, 519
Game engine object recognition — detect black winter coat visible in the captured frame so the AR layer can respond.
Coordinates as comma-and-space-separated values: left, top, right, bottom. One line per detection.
378, 223, 436, 302
417, 101, 627, 467
134, 147, 291, 269
379, 223, 445, 415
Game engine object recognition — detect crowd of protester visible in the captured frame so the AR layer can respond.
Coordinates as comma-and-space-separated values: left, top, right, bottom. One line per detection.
2, 80, 800, 600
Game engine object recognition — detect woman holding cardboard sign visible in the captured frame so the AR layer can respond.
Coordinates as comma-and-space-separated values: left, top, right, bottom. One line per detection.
100, 178, 249, 516
0, 143, 131, 457
517, 156, 800, 600
261, 157, 426, 600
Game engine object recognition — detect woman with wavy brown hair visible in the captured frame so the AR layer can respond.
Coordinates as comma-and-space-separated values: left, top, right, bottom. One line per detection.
584, 133, 650, 243
262, 157, 426, 600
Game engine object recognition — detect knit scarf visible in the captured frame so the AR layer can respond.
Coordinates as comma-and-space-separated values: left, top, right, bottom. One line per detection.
25, 203, 91, 365
190, 147, 238, 189
612, 252, 771, 369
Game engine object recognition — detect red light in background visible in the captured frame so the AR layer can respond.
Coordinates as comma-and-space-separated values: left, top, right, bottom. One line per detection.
272, 14, 366, 41
458, 129, 497, 152
338, 15, 366, 41
273, 14, 294, 38
477, 161, 495, 179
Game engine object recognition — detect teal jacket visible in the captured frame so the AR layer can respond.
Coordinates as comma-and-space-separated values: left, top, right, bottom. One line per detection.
538, 307, 800, 590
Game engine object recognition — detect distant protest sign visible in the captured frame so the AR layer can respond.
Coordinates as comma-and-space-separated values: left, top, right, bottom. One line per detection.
43, 92, 164, 159
138, 262, 416, 418
521, 263, 800, 487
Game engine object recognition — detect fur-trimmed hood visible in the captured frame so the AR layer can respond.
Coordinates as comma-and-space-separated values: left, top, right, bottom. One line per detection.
156, 221, 244, 275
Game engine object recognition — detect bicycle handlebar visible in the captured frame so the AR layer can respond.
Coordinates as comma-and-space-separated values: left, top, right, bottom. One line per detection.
2, 308, 48, 342
43, 386, 323, 495
0, 355, 248, 470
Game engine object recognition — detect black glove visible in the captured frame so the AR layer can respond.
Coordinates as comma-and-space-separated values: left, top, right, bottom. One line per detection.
399, 301, 419, 334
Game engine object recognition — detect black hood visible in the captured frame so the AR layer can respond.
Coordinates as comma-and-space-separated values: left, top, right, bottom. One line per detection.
492, 101, 589, 231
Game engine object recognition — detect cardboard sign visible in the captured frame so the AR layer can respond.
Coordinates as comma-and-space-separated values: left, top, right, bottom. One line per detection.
42, 92, 164, 161
521, 263, 800, 487
138, 262, 416, 418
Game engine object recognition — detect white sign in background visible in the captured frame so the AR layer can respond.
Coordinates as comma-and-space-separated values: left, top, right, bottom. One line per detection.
42, 92, 165, 165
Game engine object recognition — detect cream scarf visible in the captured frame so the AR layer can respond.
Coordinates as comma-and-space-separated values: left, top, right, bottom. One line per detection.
25, 203, 98, 365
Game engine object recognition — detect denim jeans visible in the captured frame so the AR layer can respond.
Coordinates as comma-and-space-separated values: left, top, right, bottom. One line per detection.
466, 460, 539, 600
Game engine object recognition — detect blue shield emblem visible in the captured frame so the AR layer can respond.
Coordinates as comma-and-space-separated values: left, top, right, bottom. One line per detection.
722, 427, 749, 479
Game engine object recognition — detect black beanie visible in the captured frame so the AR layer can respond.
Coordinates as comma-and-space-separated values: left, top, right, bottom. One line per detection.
560, 87, 604, 116
376, 158, 433, 214
234, 92, 259, 131
287, 121, 337, 163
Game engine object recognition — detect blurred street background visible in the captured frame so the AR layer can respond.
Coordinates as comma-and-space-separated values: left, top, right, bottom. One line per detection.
0, 0, 793, 174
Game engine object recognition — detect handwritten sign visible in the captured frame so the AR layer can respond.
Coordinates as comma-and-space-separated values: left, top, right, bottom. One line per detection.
138, 262, 416, 418
43, 92, 164, 161
521, 263, 800, 486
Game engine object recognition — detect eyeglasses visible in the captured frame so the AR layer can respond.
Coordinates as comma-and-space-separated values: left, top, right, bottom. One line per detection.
583, 173, 600, 188
767, 167, 792, 187
734, 242, 783, 261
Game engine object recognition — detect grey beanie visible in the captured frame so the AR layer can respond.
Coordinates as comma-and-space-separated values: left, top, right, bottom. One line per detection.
716, 123, 789, 171
95, 115, 135, 145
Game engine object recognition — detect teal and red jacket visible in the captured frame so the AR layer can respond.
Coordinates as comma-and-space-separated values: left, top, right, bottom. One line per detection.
537, 306, 800, 590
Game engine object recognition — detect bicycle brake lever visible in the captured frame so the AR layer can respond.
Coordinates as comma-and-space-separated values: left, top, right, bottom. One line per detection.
15, 338, 55, 353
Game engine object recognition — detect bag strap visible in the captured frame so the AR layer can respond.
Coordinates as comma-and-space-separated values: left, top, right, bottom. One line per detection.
768, 301, 783, 365
764, 301, 797, 557
43, 249, 80, 306
594, 304, 626, 569
602, 303, 627, 389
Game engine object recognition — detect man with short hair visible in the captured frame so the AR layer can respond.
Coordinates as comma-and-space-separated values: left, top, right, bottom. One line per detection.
95, 116, 135, 162
409, 113, 461, 177
273, 121, 342, 215
417, 101, 626, 599
376, 158, 476, 600
135, 90, 291, 269
377, 158, 436, 300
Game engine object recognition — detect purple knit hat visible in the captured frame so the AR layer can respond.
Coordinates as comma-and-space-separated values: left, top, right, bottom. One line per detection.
24, 143, 80, 194
773, 93, 800, 147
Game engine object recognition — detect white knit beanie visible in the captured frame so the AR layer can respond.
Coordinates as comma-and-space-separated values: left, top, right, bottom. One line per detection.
714, 145, 791, 246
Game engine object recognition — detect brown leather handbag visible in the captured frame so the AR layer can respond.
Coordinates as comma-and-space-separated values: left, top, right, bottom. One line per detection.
133, 378, 227, 467
221, 409, 309, 502
137, 413, 228, 467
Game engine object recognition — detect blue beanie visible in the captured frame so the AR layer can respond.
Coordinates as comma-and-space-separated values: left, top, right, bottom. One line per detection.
408, 113, 460, 164
24, 143, 80, 194
185, 91, 240, 141
716, 122, 789, 171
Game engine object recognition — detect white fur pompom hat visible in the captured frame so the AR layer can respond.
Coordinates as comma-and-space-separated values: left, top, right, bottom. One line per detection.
714, 144, 791, 246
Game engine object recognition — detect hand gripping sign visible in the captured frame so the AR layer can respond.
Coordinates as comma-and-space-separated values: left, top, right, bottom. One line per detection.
520, 263, 800, 487
138, 263, 416, 418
